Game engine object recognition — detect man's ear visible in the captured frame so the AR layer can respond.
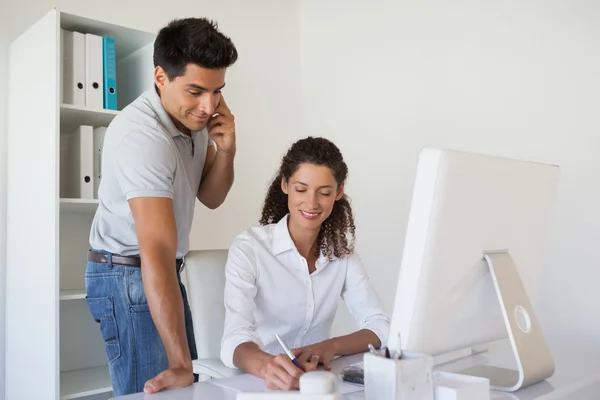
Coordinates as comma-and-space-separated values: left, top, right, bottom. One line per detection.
336, 182, 345, 201
154, 66, 168, 91
281, 176, 289, 195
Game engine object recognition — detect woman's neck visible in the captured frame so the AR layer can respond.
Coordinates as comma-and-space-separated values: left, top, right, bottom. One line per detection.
287, 218, 320, 260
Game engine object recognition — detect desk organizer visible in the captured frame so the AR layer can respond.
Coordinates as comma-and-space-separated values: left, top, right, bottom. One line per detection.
433, 371, 489, 400
364, 351, 434, 400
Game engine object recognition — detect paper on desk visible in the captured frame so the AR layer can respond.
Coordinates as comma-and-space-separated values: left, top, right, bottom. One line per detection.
210, 374, 268, 392
209, 373, 363, 395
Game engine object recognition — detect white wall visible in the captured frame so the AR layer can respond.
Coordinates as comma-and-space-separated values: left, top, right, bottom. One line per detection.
0, 7, 8, 399
300, 0, 600, 341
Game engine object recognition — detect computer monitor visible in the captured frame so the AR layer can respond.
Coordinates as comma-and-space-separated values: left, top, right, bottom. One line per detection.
387, 147, 560, 392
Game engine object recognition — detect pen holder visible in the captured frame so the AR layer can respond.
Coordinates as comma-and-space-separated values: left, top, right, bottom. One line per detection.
364, 351, 434, 400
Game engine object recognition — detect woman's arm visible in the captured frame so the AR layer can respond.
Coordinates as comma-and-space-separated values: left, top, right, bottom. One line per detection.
220, 232, 317, 389
234, 343, 314, 390
293, 329, 381, 370
331, 328, 381, 356
233, 342, 274, 378
220, 233, 264, 369
339, 253, 390, 348
293, 253, 390, 369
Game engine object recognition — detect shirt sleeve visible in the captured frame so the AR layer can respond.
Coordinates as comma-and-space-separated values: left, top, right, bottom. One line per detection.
114, 129, 176, 200
341, 253, 391, 348
220, 232, 264, 369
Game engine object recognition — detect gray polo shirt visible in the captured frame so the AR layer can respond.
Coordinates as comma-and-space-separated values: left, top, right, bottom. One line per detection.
89, 88, 213, 259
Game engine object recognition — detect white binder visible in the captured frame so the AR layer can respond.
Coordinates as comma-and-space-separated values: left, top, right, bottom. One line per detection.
93, 127, 107, 199
69, 125, 94, 199
61, 29, 85, 106
84, 33, 104, 109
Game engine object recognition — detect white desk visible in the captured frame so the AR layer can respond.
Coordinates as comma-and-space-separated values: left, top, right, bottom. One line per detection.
112, 337, 600, 400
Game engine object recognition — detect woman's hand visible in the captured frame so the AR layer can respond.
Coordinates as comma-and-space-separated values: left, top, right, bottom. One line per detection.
264, 354, 319, 390
292, 339, 338, 371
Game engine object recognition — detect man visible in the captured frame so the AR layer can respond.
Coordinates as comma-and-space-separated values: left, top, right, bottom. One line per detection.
85, 17, 238, 396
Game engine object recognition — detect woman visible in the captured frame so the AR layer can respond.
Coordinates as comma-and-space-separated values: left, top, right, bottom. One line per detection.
220, 137, 390, 390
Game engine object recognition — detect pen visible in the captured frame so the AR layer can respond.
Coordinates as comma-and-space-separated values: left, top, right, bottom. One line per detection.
368, 343, 378, 356
390, 333, 403, 360
275, 333, 304, 371
396, 332, 403, 360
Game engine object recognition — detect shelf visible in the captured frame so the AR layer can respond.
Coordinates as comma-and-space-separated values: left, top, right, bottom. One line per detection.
60, 12, 156, 60
60, 104, 118, 133
60, 289, 86, 301
60, 198, 99, 213
60, 365, 112, 399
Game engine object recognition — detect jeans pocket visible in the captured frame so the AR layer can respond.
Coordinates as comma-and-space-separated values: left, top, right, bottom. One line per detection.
125, 267, 152, 313
86, 296, 121, 365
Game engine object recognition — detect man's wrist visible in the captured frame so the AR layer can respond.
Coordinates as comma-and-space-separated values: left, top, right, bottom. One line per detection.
169, 363, 193, 373
169, 355, 193, 371
216, 146, 236, 158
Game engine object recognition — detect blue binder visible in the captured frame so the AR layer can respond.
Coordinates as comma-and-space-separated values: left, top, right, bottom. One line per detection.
102, 37, 117, 110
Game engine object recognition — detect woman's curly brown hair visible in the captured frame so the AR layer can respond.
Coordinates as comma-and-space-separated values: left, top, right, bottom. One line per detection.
259, 137, 356, 260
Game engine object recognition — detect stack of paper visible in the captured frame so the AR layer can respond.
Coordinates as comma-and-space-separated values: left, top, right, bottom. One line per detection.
209, 373, 363, 395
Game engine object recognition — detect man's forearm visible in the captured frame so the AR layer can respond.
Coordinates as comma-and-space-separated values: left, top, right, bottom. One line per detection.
142, 247, 192, 370
233, 342, 274, 378
198, 150, 235, 209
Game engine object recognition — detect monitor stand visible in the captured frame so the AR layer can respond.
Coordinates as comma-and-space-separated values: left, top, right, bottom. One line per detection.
457, 251, 555, 392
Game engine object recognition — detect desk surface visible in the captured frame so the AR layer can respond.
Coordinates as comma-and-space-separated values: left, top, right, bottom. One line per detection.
112, 337, 600, 400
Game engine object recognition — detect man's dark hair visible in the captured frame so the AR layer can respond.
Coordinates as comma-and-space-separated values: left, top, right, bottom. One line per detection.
154, 17, 238, 80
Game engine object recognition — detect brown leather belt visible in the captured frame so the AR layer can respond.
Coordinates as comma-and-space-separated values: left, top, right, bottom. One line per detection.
88, 250, 185, 272
88, 250, 142, 267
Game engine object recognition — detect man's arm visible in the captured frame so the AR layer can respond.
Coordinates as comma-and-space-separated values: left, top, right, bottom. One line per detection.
197, 144, 235, 209
128, 197, 194, 393
197, 95, 236, 209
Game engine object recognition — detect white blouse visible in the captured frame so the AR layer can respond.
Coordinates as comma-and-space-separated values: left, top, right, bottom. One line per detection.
220, 214, 390, 368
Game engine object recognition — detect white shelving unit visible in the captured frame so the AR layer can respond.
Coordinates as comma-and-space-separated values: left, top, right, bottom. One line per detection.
60, 289, 87, 300
60, 366, 113, 400
60, 367, 112, 400
60, 104, 118, 133
6, 8, 155, 399
60, 198, 100, 213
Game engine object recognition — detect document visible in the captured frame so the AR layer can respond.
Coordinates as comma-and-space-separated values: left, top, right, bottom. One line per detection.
209, 373, 363, 395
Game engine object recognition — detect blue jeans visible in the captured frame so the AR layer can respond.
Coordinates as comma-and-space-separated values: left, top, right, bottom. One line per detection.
85, 251, 198, 396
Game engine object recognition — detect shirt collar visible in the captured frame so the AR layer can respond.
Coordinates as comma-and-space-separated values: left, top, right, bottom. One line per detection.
271, 214, 336, 267
148, 86, 198, 139
272, 214, 296, 256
